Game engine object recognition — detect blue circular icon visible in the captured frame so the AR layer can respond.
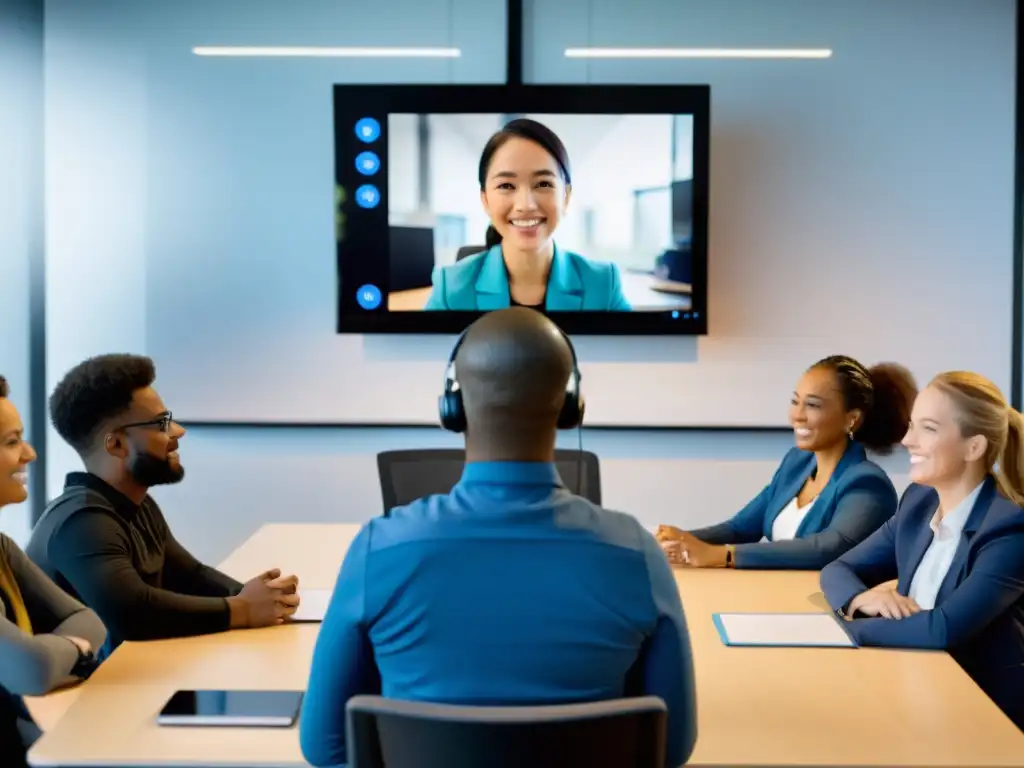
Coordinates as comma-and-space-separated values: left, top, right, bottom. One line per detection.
354, 117, 380, 143
671, 310, 680, 319
355, 184, 380, 209
356, 284, 382, 310
355, 151, 380, 176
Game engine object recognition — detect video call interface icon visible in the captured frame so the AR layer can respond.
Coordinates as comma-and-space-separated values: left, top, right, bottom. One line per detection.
355, 151, 380, 175
354, 117, 380, 143
355, 184, 380, 209
356, 284, 382, 310
351, 118, 383, 311
352, 121, 381, 207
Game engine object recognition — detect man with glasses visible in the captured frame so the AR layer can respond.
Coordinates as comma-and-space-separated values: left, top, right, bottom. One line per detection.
26, 354, 299, 657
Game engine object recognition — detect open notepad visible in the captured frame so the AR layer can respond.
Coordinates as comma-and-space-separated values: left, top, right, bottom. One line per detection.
289, 588, 332, 623
712, 612, 857, 648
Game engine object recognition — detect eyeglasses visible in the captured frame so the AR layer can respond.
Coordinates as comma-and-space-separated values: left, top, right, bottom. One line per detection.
117, 412, 174, 433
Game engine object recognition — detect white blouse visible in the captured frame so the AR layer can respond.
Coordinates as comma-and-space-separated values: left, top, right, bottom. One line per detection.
908, 481, 984, 610
770, 496, 816, 541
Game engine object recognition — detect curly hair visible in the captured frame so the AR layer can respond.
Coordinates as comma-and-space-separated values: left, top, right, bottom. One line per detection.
49, 354, 156, 452
812, 356, 918, 454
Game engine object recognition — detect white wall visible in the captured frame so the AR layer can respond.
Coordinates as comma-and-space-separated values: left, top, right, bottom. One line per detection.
40, 0, 1011, 564
0, 0, 43, 544
44, 0, 150, 501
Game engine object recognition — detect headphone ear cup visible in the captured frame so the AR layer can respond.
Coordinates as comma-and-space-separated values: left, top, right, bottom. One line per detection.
557, 392, 584, 430
438, 391, 467, 433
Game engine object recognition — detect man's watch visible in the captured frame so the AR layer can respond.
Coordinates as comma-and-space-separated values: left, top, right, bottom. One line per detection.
724, 544, 736, 568
68, 642, 98, 678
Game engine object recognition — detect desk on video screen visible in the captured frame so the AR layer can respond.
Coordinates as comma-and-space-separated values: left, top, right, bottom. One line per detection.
386, 271, 692, 312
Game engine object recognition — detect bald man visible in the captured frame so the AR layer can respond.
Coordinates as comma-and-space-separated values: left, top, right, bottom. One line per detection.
300, 309, 697, 768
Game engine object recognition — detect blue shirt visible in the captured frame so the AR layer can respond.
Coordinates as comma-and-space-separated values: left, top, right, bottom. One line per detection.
300, 462, 697, 767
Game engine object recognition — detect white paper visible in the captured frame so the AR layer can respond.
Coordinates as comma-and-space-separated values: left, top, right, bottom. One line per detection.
290, 588, 332, 623
716, 612, 855, 647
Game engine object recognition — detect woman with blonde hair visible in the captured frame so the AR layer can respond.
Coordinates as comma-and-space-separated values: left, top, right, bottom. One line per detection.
0, 376, 106, 766
822, 371, 1024, 731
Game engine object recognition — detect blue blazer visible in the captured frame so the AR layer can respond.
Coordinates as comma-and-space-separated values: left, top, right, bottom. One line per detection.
820, 477, 1024, 730
689, 442, 897, 570
422, 244, 632, 311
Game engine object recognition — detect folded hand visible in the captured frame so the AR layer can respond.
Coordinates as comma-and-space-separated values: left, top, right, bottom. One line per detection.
847, 586, 920, 619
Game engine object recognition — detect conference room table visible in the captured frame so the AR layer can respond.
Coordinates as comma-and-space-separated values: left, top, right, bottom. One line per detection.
26, 522, 1024, 767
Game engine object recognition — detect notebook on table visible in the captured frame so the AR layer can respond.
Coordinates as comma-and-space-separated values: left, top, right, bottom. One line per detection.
289, 588, 332, 623
712, 612, 857, 648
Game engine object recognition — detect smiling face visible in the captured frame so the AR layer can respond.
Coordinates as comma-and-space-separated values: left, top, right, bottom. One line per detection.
0, 398, 37, 507
902, 384, 987, 488
106, 386, 187, 487
789, 366, 860, 452
480, 136, 570, 254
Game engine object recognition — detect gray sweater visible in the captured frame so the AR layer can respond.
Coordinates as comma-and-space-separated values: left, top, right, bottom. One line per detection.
0, 533, 107, 757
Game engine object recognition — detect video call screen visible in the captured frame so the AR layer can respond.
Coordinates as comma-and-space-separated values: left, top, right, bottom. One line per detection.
334, 85, 709, 335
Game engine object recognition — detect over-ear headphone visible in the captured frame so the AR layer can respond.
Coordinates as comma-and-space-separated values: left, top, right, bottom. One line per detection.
438, 324, 585, 433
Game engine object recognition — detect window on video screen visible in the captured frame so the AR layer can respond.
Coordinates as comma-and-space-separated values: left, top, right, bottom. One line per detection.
385, 113, 695, 314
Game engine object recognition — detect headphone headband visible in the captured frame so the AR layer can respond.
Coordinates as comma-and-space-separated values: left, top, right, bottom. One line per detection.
438, 322, 584, 433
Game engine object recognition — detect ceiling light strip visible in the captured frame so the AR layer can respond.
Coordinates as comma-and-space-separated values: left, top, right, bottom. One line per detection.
564, 47, 832, 59
192, 46, 461, 58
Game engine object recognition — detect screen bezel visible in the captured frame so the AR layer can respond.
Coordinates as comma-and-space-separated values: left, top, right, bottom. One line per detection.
333, 84, 711, 336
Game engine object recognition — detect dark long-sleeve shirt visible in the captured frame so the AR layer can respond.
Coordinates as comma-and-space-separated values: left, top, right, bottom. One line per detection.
25, 473, 242, 655
1, 533, 106, 766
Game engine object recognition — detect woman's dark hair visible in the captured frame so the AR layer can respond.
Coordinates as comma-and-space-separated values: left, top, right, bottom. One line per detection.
813, 355, 918, 454
478, 118, 571, 248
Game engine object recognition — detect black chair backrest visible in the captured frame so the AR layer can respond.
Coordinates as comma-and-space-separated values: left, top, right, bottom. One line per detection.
456, 245, 487, 261
346, 695, 667, 768
376, 448, 601, 514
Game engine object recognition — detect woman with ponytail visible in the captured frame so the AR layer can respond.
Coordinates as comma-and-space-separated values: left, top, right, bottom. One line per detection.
0, 376, 106, 767
422, 118, 631, 312
658, 356, 917, 570
822, 372, 1024, 731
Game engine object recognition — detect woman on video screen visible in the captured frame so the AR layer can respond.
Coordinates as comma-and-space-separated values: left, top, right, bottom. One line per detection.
423, 118, 632, 312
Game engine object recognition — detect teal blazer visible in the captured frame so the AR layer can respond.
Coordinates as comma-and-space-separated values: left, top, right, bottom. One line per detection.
689, 442, 898, 570
423, 244, 632, 311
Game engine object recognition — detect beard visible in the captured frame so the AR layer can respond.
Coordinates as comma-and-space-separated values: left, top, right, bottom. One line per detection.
128, 452, 185, 487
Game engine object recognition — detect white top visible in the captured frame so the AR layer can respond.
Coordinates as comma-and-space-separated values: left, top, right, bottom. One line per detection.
771, 496, 816, 541
908, 482, 984, 610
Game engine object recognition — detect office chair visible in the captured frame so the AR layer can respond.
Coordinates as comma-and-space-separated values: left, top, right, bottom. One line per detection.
346, 695, 667, 768
376, 448, 601, 514
456, 245, 487, 261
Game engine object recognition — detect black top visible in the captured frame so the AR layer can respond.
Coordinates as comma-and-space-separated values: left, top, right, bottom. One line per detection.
25, 473, 243, 655
510, 297, 544, 310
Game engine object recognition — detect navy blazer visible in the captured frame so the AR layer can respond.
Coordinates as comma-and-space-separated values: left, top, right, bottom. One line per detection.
820, 477, 1024, 730
689, 442, 897, 570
